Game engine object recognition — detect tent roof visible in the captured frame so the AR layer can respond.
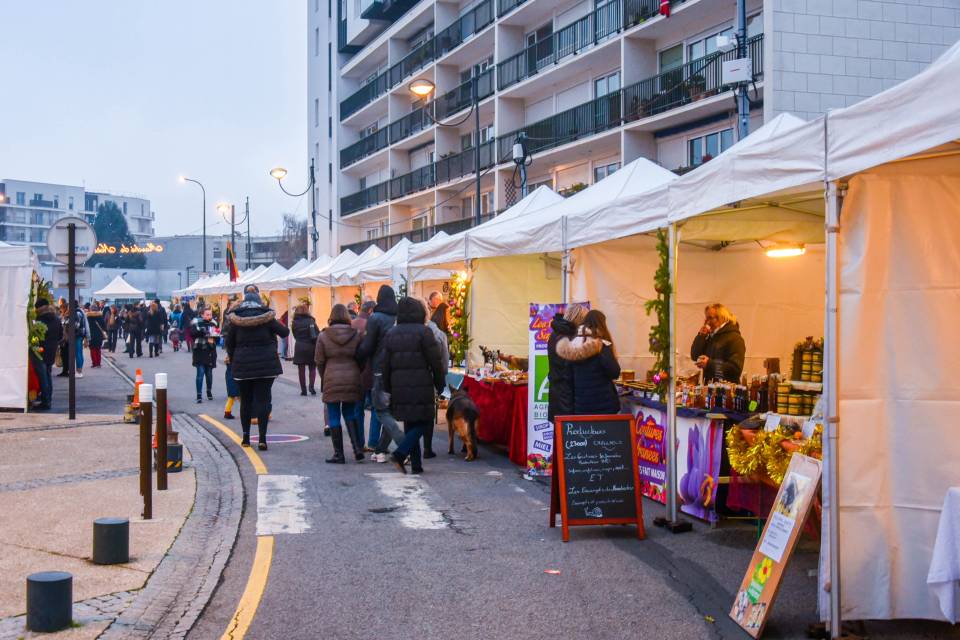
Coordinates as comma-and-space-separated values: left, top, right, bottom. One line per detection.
94, 275, 145, 298
256, 256, 322, 290
336, 238, 412, 284
287, 249, 361, 287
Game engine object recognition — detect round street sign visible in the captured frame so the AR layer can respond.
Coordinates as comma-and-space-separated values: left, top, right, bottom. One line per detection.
47, 216, 98, 264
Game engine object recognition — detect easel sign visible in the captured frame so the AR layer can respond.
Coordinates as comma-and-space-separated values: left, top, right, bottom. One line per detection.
549, 414, 645, 542
730, 453, 822, 638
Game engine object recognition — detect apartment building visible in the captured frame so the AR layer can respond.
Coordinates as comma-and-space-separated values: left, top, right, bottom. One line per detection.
0, 178, 155, 261
310, 0, 959, 254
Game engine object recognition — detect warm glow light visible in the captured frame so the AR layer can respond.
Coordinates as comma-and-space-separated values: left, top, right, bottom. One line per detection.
270, 167, 288, 180
178, 176, 186, 183
409, 79, 436, 98
765, 244, 806, 258
217, 202, 231, 214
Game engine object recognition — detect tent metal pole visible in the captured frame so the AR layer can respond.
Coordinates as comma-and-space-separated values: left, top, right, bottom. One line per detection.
561, 216, 570, 304
666, 223, 679, 523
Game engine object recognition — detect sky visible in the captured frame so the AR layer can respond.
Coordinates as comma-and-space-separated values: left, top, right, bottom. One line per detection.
0, 1, 307, 237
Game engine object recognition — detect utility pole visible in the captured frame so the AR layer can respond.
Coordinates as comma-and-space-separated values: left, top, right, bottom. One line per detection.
736, 0, 750, 141
246, 197, 252, 269
308, 159, 318, 260
474, 76, 482, 226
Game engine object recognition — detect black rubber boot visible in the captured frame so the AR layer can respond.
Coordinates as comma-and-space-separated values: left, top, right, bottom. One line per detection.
241, 430, 250, 447
326, 427, 345, 463
258, 425, 268, 451
344, 419, 365, 461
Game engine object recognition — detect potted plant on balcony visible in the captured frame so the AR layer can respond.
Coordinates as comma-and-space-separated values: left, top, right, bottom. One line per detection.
559, 182, 587, 197
685, 74, 707, 102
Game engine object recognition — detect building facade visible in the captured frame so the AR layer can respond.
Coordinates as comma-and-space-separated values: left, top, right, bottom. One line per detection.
144, 234, 296, 285
0, 178, 155, 261
311, 0, 958, 254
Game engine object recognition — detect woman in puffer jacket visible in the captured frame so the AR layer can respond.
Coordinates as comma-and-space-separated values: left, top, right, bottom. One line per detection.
547, 303, 588, 423
556, 309, 621, 415
315, 304, 364, 463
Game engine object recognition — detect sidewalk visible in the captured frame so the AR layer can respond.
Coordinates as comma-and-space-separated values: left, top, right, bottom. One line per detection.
0, 363, 196, 639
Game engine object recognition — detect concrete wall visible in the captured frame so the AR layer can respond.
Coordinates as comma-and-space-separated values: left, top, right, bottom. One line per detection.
769, 0, 960, 120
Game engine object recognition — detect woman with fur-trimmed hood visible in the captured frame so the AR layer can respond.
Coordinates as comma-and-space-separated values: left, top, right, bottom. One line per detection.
225, 287, 290, 450
555, 309, 621, 415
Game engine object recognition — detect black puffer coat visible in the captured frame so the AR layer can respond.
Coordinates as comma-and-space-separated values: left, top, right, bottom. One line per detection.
86, 311, 106, 347
556, 329, 621, 415
145, 310, 165, 338
356, 285, 398, 375
291, 312, 319, 365
225, 301, 289, 380
547, 316, 578, 422
690, 322, 746, 383
190, 318, 219, 368
381, 297, 444, 423
36, 305, 63, 366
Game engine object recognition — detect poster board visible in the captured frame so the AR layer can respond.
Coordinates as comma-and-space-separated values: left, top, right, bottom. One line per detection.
549, 414, 645, 542
730, 453, 822, 637
527, 303, 565, 476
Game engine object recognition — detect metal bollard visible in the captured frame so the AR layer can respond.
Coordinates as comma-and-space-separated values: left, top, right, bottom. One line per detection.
92, 518, 129, 564
156, 373, 168, 491
26, 571, 72, 632
138, 383, 153, 520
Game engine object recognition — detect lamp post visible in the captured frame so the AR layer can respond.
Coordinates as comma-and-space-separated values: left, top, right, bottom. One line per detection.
217, 202, 248, 268
179, 177, 207, 273
410, 77, 483, 227
269, 163, 317, 259
185, 265, 195, 288
177, 271, 182, 289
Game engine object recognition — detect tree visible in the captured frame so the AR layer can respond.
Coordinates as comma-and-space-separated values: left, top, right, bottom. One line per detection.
86, 201, 146, 268
276, 214, 307, 267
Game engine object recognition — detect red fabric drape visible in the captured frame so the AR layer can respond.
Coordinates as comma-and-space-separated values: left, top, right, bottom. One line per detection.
460, 376, 528, 467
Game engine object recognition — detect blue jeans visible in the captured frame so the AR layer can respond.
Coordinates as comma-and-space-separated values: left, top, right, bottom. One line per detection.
364, 392, 381, 448
394, 421, 429, 471
75, 337, 85, 371
195, 365, 213, 396
326, 401, 357, 429
354, 391, 371, 445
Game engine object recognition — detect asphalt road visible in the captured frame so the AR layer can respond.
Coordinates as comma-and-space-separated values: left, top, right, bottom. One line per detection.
103, 344, 958, 640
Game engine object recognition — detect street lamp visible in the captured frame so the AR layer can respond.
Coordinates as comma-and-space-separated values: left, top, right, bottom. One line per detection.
270, 162, 318, 258
177, 271, 182, 288
179, 176, 207, 273
409, 78, 483, 226
217, 201, 248, 265
185, 265, 195, 288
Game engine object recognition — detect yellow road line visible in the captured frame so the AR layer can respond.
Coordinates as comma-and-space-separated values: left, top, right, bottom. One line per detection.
198, 414, 267, 475
221, 535, 274, 640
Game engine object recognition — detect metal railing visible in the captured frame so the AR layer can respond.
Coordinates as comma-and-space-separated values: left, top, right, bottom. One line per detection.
497, 0, 529, 18
497, 1, 621, 91
622, 0, 689, 29
435, 0, 494, 57
341, 213, 496, 254
498, 90, 623, 158
623, 33, 763, 122
435, 68, 495, 120
340, 127, 390, 168
340, 72, 391, 120
341, 180, 390, 216
390, 164, 437, 199
389, 107, 431, 144
436, 139, 496, 184
387, 38, 436, 88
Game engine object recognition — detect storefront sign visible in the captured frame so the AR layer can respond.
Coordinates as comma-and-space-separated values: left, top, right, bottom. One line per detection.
635, 413, 667, 503
95, 242, 165, 255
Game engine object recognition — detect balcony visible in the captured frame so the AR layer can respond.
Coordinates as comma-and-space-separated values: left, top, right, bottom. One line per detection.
435, 68, 494, 120
341, 181, 390, 216
497, 0, 622, 92
341, 128, 390, 168
29, 199, 55, 208
390, 164, 437, 199
341, 213, 496, 254
341, 73, 391, 120
623, 34, 763, 123
497, 0, 529, 18
435, 0, 494, 58
436, 140, 496, 184
362, 0, 418, 21
622, 0, 689, 29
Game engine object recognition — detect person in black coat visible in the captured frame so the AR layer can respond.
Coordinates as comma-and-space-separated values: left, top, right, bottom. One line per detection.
356, 285, 405, 458
547, 303, 588, 423
382, 296, 445, 474
190, 308, 219, 401
124, 305, 144, 358
145, 303, 165, 358
291, 303, 320, 395
225, 288, 290, 449
690, 303, 746, 383
556, 309, 621, 415
33, 298, 62, 409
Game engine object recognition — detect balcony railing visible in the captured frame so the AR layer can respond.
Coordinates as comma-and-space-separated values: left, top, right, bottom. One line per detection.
340, 127, 390, 168
435, 0, 494, 57
497, 0, 529, 18
435, 68, 495, 120
340, 0, 495, 121
341, 214, 496, 254
497, 1, 622, 91
29, 199, 55, 208
341, 181, 390, 216
498, 90, 623, 158
623, 33, 763, 122
390, 164, 437, 199
389, 107, 431, 144
436, 140, 496, 184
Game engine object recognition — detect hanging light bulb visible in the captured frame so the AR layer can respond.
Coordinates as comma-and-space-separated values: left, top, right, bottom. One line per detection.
765, 244, 806, 258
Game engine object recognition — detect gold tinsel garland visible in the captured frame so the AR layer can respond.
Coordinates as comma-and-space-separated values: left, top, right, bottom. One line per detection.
726, 424, 824, 485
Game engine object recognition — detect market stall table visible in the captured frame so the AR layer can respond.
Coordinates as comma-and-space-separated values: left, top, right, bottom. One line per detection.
449, 371, 527, 467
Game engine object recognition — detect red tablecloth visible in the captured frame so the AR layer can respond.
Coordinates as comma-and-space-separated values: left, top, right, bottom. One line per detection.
460, 376, 527, 467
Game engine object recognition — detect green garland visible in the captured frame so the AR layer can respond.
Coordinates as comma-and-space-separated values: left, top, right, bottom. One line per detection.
354, 285, 363, 308
27, 273, 51, 359
643, 229, 671, 399
448, 271, 471, 365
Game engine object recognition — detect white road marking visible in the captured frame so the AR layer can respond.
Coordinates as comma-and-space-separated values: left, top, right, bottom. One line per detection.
256, 475, 311, 535
367, 473, 447, 530
484, 470, 502, 478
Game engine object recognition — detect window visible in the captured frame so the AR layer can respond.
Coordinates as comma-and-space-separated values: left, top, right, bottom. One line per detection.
460, 196, 472, 218
214, 246, 223, 258
688, 128, 734, 166
366, 228, 380, 240
15, 192, 25, 205
658, 44, 683, 72
527, 178, 553, 192
408, 25, 434, 49
315, 27, 320, 56
33, 193, 43, 203
380, 219, 389, 236
53, 196, 59, 209
68, 196, 74, 210
213, 262, 222, 271
140, 203, 144, 215
688, 26, 734, 61
594, 70, 621, 97
359, 176, 367, 190
123, 202, 128, 215
461, 56, 494, 84
461, 134, 472, 151
593, 161, 620, 183
361, 121, 379, 137
314, 98, 320, 127
32, 211, 45, 225
411, 216, 427, 230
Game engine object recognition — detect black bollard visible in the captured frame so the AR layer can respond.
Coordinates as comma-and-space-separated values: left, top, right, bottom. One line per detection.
92, 518, 129, 564
26, 571, 72, 632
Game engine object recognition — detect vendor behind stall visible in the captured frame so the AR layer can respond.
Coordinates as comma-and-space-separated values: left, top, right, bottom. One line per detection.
691, 303, 745, 383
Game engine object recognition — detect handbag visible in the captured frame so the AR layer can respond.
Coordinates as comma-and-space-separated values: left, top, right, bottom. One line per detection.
308, 323, 319, 341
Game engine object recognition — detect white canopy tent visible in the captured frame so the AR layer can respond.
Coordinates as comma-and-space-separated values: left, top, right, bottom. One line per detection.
94, 275, 145, 299
0, 244, 38, 410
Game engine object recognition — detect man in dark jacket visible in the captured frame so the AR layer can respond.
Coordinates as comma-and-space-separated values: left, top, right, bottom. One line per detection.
690, 303, 746, 383
33, 298, 62, 409
382, 297, 445, 474
155, 299, 168, 352
546, 304, 587, 423
356, 285, 404, 460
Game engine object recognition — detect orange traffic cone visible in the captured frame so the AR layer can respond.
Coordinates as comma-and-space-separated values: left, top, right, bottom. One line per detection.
133, 369, 143, 408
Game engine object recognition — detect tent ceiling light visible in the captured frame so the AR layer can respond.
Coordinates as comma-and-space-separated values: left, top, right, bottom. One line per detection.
765, 244, 806, 258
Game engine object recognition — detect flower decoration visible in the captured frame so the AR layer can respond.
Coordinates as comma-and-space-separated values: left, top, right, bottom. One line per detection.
448, 270, 472, 364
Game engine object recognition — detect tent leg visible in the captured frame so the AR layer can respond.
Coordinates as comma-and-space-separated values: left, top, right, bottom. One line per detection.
825, 182, 842, 638
561, 250, 571, 304
654, 223, 691, 534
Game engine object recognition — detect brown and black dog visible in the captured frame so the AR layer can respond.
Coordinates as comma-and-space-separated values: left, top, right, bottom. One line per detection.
445, 391, 479, 461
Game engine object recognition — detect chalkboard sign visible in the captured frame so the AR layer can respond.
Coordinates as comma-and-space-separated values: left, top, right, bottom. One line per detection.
549, 415, 645, 542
